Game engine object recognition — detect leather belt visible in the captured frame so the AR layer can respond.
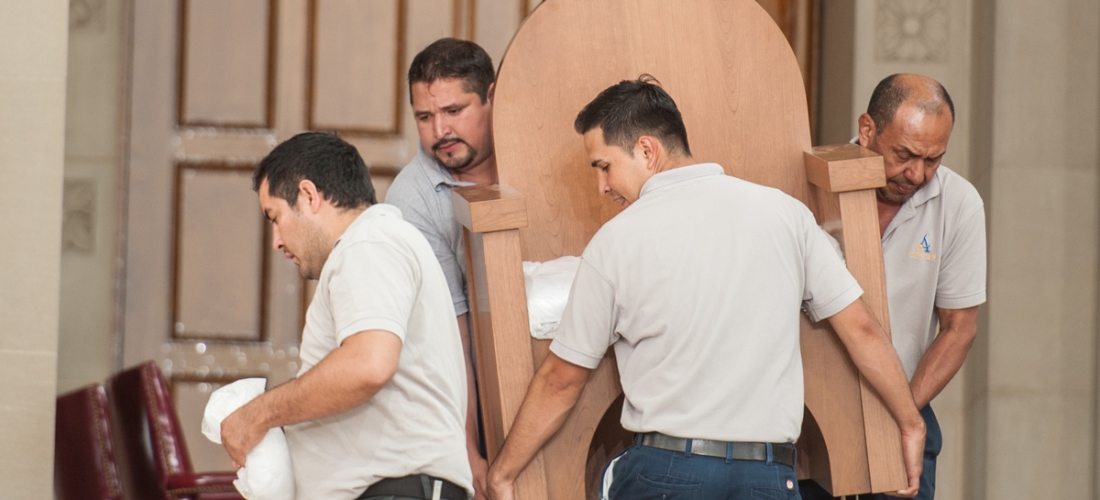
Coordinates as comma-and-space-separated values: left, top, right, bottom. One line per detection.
358, 474, 467, 500
639, 432, 796, 467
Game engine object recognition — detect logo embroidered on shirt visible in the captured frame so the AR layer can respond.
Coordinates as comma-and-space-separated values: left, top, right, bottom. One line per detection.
910, 234, 936, 261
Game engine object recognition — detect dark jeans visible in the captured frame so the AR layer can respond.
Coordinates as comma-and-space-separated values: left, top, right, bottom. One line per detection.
601, 443, 801, 499
799, 405, 942, 500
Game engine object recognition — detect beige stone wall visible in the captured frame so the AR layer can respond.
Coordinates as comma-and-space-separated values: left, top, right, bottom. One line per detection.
58, 0, 125, 394
0, 1, 69, 498
980, 0, 1099, 497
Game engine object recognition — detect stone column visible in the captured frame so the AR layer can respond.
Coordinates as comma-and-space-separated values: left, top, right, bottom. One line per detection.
0, 1, 69, 498
973, 0, 1100, 498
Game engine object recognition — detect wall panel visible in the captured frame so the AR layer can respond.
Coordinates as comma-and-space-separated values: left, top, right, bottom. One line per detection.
309, 0, 405, 135
179, 0, 274, 127
173, 164, 266, 341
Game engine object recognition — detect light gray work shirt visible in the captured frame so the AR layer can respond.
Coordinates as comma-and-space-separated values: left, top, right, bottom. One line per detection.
287, 205, 471, 500
881, 165, 986, 379
385, 146, 475, 316
550, 163, 863, 443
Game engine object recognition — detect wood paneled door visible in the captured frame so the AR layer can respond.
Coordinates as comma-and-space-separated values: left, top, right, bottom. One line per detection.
122, 0, 523, 471
121, 0, 813, 473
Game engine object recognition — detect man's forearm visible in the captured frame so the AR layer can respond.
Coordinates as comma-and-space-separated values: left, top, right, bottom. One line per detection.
489, 354, 589, 485
828, 300, 923, 430
239, 330, 400, 430
909, 306, 979, 408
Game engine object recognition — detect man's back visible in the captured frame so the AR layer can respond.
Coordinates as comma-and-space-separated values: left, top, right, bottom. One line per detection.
550, 163, 862, 444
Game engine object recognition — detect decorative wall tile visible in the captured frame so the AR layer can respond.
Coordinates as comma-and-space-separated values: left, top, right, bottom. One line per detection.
70, 0, 107, 33
875, 0, 949, 63
62, 179, 95, 254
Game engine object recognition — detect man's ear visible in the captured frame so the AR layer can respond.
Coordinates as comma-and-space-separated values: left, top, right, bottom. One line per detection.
857, 113, 876, 148
484, 82, 495, 105
298, 180, 324, 214
636, 135, 659, 170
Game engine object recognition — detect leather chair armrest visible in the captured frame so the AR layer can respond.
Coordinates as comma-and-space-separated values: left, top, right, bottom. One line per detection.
166, 472, 244, 500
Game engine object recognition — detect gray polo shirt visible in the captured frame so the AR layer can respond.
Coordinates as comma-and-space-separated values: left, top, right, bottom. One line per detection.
385, 146, 475, 316
550, 164, 863, 443
287, 205, 471, 499
881, 165, 986, 379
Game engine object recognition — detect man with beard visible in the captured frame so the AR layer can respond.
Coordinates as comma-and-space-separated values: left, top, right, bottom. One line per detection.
802, 75, 986, 500
221, 132, 472, 500
385, 38, 497, 500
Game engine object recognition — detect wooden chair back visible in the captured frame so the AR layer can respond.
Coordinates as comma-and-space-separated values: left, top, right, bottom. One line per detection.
457, 0, 908, 497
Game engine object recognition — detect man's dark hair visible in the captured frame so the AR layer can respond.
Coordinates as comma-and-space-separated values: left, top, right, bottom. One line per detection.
408, 38, 495, 103
253, 132, 377, 209
573, 75, 692, 157
867, 74, 955, 131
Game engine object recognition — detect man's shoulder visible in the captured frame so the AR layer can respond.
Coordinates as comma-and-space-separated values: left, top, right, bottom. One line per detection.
933, 165, 984, 213
387, 155, 437, 201
340, 205, 423, 247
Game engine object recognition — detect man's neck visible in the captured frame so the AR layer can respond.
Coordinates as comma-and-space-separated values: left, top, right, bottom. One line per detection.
654, 154, 696, 174
326, 205, 369, 246
449, 154, 498, 185
877, 199, 903, 236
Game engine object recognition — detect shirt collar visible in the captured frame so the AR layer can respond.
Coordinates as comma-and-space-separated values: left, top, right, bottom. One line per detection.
639, 163, 725, 198
413, 145, 476, 190
333, 204, 401, 248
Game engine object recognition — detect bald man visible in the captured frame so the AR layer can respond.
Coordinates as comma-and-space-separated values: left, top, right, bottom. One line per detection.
803, 75, 986, 500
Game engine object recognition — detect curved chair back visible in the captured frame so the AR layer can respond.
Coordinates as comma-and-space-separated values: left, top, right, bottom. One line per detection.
108, 361, 194, 500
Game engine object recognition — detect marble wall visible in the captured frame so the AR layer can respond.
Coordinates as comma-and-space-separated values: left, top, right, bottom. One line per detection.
0, 1, 68, 497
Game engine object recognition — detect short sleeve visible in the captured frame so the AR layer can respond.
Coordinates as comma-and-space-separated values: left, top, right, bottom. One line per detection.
549, 257, 618, 369
935, 200, 986, 309
327, 240, 419, 345
800, 206, 863, 322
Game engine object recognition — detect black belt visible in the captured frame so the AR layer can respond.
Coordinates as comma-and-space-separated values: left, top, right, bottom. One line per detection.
639, 432, 796, 467
358, 475, 467, 500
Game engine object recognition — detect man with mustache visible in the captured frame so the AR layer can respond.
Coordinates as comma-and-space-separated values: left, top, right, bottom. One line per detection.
802, 75, 986, 500
385, 38, 497, 500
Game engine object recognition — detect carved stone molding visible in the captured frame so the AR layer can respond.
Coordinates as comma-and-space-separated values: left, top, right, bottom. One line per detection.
875, 0, 949, 63
70, 0, 107, 33
63, 179, 96, 254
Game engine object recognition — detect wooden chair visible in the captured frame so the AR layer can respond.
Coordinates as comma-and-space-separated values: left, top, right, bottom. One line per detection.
454, 0, 906, 498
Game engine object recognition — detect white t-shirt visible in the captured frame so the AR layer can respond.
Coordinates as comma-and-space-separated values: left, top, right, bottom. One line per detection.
286, 204, 472, 500
881, 166, 986, 379
549, 164, 862, 444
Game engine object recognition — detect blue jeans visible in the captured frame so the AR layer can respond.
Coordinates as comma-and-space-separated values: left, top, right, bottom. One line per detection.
600, 442, 801, 500
799, 405, 942, 500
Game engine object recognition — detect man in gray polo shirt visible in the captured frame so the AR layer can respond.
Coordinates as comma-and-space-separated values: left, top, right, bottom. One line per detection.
385, 38, 497, 499
803, 75, 985, 500
485, 76, 927, 500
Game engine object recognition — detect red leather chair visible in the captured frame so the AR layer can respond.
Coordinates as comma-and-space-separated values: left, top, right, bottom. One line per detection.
55, 384, 124, 500
107, 361, 243, 500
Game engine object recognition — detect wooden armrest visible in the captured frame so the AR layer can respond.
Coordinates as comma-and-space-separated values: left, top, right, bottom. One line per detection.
453, 184, 528, 233
804, 144, 885, 193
